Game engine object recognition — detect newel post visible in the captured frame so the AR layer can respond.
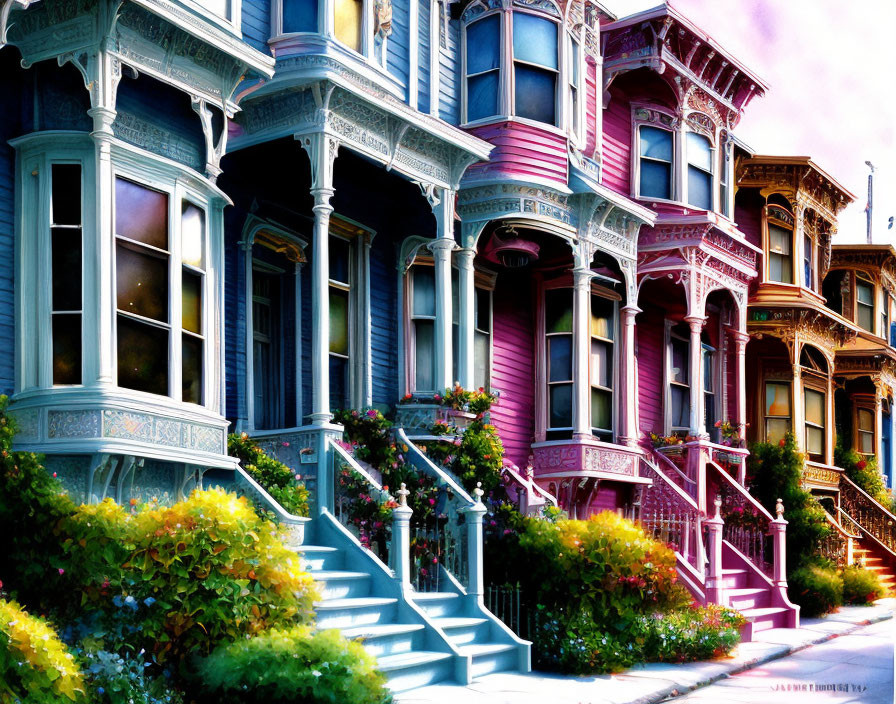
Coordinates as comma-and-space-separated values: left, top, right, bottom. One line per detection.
392, 483, 413, 591
465, 482, 487, 602
771, 498, 788, 589
704, 495, 725, 605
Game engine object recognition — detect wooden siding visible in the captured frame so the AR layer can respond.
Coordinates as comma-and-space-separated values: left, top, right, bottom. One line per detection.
223, 208, 248, 426
438, 18, 460, 124
602, 92, 632, 197
490, 272, 536, 469
465, 122, 568, 187
417, 0, 431, 114
0, 61, 18, 394
584, 56, 598, 156
636, 305, 665, 435
588, 481, 630, 515
241, 0, 272, 54
370, 235, 399, 406
734, 191, 764, 249
387, 0, 411, 99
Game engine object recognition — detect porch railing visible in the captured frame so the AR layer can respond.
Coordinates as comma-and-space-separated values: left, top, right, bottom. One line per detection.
396, 427, 478, 593
840, 474, 896, 558
652, 447, 699, 501
232, 463, 310, 546
637, 455, 704, 576
500, 459, 558, 516
819, 510, 860, 566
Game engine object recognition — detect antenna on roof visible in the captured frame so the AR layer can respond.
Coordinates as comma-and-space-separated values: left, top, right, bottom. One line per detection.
865, 161, 875, 244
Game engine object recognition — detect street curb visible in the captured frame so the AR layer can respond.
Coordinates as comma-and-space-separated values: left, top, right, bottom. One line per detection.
629, 608, 895, 704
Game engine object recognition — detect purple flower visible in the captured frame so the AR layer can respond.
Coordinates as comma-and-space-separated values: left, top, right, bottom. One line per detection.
366, 409, 378, 418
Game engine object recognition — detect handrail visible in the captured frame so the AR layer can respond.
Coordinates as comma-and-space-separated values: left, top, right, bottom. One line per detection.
709, 460, 775, 523
329, 438, 386, 493
840, 474, 896, 558
833, 508, 863, 540
652, 448, 698, 490
641, 454, 700, 511
233, 464, 309, 524
841, 474, 896, 523
395, 427, 474, 504
502, 460, 558, 504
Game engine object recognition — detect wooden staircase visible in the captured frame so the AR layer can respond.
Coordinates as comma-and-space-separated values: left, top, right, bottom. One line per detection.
853, 541, 896, 594
839, 475, 896, 596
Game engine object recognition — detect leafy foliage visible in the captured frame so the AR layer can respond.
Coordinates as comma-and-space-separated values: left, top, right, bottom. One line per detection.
788, 560, 843, 617
425, 419, 503, 494
227, 433, 310, 517
194, 626, 392, 704
835, 443, 896, 514
0, 597, 85, 703
80, 647, 183, 704
841, 565, 885, 605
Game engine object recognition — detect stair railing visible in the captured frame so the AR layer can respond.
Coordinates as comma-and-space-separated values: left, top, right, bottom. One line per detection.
500, 459, 558, 516
329, 439, 395, 566
819, 510, 860, 566
840, 475, 896, 557
637, 455, 705, 576
707, 460, 776, 578
232, 463, 311, 546
651, 447, 699, 500
395, 428, 481, 595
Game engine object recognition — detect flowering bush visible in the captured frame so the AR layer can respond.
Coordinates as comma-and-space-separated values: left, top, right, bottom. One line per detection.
194, 626, 392, 704
227, 433, 310, 517
647, 432, 685, 448
398, 385, 497, 417
333, 408, 398, 470
0, 597, 85, 702
714, 420, 746, 448
426, 420, 504, 495
835, 443, 896, 514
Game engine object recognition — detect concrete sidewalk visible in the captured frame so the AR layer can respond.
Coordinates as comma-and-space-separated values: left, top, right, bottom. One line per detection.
394, 599, 895, 704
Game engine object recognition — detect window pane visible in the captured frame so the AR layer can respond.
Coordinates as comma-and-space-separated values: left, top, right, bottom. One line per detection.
569, 38, 579, 86
335, 0, 362, 51
769, 253, 792, 284
329, 355, 348, 411
182, 270, 202, 335
703, 349, 713, 391
769, 225, 792, 255
639, 160, 672, 200
858, 304, 874, 332
52, 228, 82, 311
116, 243, 169, 323
52, 314, 81, 385
414, 320, 435, 390
766, 418, 789, 445
513, 13, 558, 69
475, 288, 490, 332
858, 408, 874, 431
806, 426, 824, 456
859, 430, 874, 454
671, 338, 688, 384
590, 339, 611, 388
687, 166, 712, 210
686, 132, 712, 171
182, 333, 203, 405
545, 289, 573, 333
329, 287, 349, 356
803, 234, 812, 289
591, 295, 614, 339
474, 331, 489, 390
805, 388, 825, 426
514, 65, 556, 124
549, 383, 572, 428
548, 336, 572, 382
857, 281, 874, 305
283, 0, 318, 32
181, 203, 205, 269
468, 71, 500, 122
330, 237, 350, 284
52, 164, 81, 226
467, 15, 500, 73
766, 382, 791, 416
117, 315, 168, 396
413, 267, 436, 317
670, 385, 689, 429
115, 178, 168, 250
640, 126, 673, 161
591, 388, 611, 431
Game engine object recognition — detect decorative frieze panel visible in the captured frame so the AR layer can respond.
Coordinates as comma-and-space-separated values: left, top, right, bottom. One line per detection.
749, 307, 856, 356
113, 111, 205, 170
532, 442, 639, 478
801, 463, 841, 489
457, 183, 579, 231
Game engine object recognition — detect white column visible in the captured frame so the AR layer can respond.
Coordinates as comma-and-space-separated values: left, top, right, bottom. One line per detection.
619, 305, 640, 447
875, 391, 884, 470
429, 188, 455, 391
730, 330, 749, 433
684, 315, 706, 436
573, 268, 591, 439
300, 134, 338, 425
456, 247, 476, 390
792, 347, 804, 453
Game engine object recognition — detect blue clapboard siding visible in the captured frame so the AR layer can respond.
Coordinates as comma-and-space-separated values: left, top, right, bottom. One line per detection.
0, 57, 20, 394
417, 0, 431, 114
223, 208, 247, 427
369, 234, 398, 407
387, 0, 410, 99
438, 17, 460, 124
241, 0, 272, 54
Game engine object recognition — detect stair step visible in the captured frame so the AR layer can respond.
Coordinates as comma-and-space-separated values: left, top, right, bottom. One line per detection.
294, 545, 344, 571
432, 616, 489, 645
411, 591, 462, 617
379, 651, 455, 693
719, 568, 749, 588
457, 643, 519, 678
341, 623, 426, 657
312, 570, 372, 599
314, 597, 398, 629
740, 606, 789, 633
727, 587, 770, 611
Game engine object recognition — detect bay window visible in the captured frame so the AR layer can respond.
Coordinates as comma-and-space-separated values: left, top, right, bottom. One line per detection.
410, 264, 437, 391
686, 131, 713, 210
881, 290, 889, 341
719, 137, 731, 217
465, 15, 501, 122
590, 295, 615, 441
281, 0, 318, 33
803, 234, 814, 289
545, 288, 574, 438
512, 13, 558, 125
638, 126, 673, 201
668, 326, 690, 434
51, 164, 83, 386
764, 381, 791, 445
856, 272, 875, 332
767, 221, 793, 284
804, 388, 825, 460
335, 0, 363, 51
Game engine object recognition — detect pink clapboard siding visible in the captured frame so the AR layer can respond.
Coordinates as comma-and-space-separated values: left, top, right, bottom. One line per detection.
734, 195, 763, 249
636, 305, 665, 434
465, 122, 568, 187
601, 95, 632, 197
588, 482, 630, 516
584, 56, 599, 156
490, 274, 536, 469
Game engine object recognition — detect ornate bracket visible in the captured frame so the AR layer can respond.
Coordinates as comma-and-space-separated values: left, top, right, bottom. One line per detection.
191, 96, 228, 182
0, 0, 34, 48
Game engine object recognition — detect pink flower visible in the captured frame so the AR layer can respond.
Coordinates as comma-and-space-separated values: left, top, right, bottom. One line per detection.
429, 498, 435, 506
57, 568, 65, 575
367, 409, 378, 418
52, 472, 57, 478
295, 474, 302, 481
282, 441, 290, 447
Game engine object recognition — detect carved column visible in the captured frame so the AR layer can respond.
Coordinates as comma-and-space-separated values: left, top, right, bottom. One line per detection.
684, 315, 706, 436
456, 247, 476, 390
619, 305, 640, 447
729, 329, 749, 435
573, 268, 592, 439
300, 133, 339, 425
428, 187, 456, 391
875, 390, 884, 470
792, 357, 804, 453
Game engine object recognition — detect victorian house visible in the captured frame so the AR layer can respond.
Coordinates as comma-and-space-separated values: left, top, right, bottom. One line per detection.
4, 0, 892, 693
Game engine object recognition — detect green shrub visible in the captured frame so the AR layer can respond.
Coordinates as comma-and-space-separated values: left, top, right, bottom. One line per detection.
835, 443, 896, 514
639, 604, 745, 663
841, 565, 885, 605
228, 433, 310, 517
194, 626, 392, 704
0, 598, 85, 702
81, 648, 183, 704
57, 489, 317, 664
789, 561, 843, 617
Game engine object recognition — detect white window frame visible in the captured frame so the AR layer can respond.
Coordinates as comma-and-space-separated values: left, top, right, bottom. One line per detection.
664, 321, 691, 435
765, 205, 796, 286
856, 271, 876, 334
272, 0, 382, 64
685, 129, 715, 211
588, 288, 618, 442
185, 0, 242, 32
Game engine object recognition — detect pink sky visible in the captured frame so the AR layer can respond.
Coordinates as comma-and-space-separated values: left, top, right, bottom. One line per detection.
608, 0, 896, 243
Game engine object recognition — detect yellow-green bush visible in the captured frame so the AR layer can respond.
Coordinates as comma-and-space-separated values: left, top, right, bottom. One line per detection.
0, 598, 85, 703
194, 626, 392, 704
842, 565, 885, 605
